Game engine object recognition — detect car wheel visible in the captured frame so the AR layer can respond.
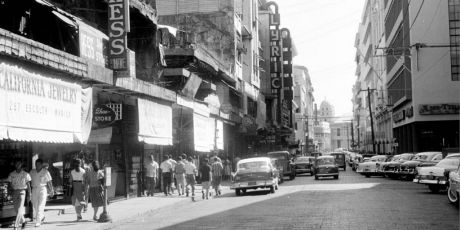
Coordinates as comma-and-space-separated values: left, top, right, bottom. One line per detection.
334, 175, 339, 179
314, 175, 319, 180
289, 174, 295, 180
235, 189, 241, 196
365, 174, 370, 178
428, 185, 440, 193
447, 186, 459, 207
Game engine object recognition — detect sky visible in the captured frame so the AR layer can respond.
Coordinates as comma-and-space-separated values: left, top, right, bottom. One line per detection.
273, 0, 365, 117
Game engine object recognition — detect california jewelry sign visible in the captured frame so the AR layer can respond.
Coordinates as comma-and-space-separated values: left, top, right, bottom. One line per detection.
0, 63, 81, 137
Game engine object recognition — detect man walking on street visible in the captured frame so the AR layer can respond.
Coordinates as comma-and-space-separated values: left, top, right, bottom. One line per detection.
30, 158, 54, 227
145, 155, 159, 196
211, 157, 223, 196
160, 155, 173, 196
199, 158, 212, 200
168, 155, 177, 194
8, 159, 31, 230
174, 156, 186, 196
184, 157, 197, 198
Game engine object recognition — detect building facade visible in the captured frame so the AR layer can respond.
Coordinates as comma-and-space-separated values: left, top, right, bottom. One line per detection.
330, 121, 352, 151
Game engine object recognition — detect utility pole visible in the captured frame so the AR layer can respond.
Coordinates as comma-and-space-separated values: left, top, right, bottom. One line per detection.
350, 120, 354, 150
366, 87, 376, 155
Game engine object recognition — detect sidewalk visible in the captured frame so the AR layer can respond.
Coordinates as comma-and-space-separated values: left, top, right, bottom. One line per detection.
25, 181, 233, 230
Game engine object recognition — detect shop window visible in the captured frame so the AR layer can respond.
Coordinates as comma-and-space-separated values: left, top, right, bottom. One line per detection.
449, 0, 460, 81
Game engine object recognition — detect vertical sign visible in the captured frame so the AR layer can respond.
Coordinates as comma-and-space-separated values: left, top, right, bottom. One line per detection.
281, 29, 293, 127
108, 0, 130, 70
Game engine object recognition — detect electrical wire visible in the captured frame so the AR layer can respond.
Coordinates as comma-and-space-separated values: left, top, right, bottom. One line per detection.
409, 0, 425, 31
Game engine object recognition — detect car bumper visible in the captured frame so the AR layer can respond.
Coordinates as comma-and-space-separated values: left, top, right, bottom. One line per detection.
315, 173, 339, 177
231, 180, 275, 189
413, 179, 447, 185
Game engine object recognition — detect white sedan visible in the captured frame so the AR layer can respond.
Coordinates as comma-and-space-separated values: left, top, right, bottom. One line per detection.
357, 155, 388, 178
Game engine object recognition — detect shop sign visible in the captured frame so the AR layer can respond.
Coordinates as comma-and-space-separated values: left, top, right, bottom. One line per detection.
419, 103, 460, 115
93, 104, 116, 126
405, 106, 414, 118
78, 21, 107, 67
0, 63, 82, 142
220, 103, 233, 114
105, 167, 112, 186
108, 0, 130, 70
392, 109, 405, 123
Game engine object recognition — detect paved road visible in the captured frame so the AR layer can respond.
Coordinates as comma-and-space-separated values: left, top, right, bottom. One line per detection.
104, 169, 459, 230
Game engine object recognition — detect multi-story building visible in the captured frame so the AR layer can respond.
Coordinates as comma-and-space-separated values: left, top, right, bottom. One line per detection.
330, 122, 352, 151
293, 65, 315, 154
353, 0, 392, 154
384, 0, 459, 152
319, 100, 335, 123
314, 122, 331, 153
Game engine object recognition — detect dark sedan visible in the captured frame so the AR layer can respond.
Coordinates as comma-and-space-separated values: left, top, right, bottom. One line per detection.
312, 156, 339, 180
294, 156, 314, 175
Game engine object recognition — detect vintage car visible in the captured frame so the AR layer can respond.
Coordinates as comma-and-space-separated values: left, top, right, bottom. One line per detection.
293, 156, 314, 175
376, 155, 398, 175
356, 155, 388, 177
329, 152, 347, 171
397, 152, 442, 180
231, 157, 279, 196
267, 151, 296, 180
382, 153, 414, 178
413, 153, 460, 193
312, 156, 339, 180
447, 160, 460, 207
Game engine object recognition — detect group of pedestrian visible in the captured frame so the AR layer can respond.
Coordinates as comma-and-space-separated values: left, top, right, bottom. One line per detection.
157, 154, 198, 197
7, 157, 106, 230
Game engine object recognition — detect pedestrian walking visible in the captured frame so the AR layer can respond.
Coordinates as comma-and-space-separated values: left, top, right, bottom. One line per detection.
7, 159, 31, 230
70, 159, 86, 221
184, 156, 197, 199
85, 161, 105, 221
211, 157, 224, 196
169, 155, 177, 194
175, 156, 186, 195
30, 158, 54, 227
144, 155, 159, 196
160, 155, 173, 196
199, 159, 212, 200
223, 159, 232, 181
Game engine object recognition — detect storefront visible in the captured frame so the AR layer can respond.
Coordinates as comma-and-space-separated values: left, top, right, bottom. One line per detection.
0, 58, 92, 218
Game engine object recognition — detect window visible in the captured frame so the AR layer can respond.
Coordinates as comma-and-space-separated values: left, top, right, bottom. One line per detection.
337, 140, 341, 148
449, 0, 460, 81
337, 128, 341, 136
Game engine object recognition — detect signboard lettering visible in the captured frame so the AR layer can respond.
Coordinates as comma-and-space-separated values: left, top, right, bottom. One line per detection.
419, 103, 460, 115
108, 0, 130, 70
392, 109, 405, 123
271, 78, 281, 89
93, 104, 117, 126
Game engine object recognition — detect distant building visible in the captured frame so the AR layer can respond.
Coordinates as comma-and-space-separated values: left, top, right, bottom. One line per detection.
330, 122, 352, 151
314, 122, 331, 153
319, 100, 335, 123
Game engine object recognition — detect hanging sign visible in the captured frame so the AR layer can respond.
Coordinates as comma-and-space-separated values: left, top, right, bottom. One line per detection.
108, 0, 130, 70
93, 105, 117, 126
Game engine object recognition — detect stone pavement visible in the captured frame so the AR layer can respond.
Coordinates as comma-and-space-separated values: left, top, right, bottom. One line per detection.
16, 182, 233, 230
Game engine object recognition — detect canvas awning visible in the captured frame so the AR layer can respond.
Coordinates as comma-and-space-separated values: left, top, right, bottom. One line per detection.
138, 98, 173, 146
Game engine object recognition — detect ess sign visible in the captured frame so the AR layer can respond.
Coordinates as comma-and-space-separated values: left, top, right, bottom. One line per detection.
108, 0, 130, 70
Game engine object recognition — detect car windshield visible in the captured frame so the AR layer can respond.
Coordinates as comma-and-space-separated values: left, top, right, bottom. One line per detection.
370, 156, 386, 162
436, 158, 460, 168
317, 158, 334, 165
295, 157, 311, 163
400, 155, 413, 160
413, 155, 428, 160
238, 161, 269, 171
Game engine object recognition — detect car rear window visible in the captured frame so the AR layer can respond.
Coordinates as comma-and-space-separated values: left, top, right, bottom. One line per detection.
238, 161, 269, 171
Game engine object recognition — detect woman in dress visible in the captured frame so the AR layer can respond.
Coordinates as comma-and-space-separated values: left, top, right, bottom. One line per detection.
70, 159, 86, 221
85, 161, 105, 221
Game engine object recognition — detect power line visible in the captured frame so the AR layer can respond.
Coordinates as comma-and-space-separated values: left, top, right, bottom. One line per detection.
409, 0, 425, 30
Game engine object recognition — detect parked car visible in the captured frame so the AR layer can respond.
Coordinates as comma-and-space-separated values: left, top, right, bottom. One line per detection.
447, 161, 460, 207
312, 156, 339, 180
231, 157, 279, 196
398, 152, 442, 180
356, 155, 388, 177
413, 153, 460, 193
382, 153, 414, 178
267, 151, 296, 180
377, 155, 398, 176
329, 152, 347, 171
293, 156, 314, 175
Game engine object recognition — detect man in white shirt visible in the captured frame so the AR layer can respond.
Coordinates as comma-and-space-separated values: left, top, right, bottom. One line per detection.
30, 159, 53, 227
184, 157, 197, 197
144, 155, 159, 196
160, 156, 173, 196
8, 159, 31, 229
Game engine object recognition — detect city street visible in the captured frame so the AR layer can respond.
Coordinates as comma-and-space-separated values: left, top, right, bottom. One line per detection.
103, 170, 459, 230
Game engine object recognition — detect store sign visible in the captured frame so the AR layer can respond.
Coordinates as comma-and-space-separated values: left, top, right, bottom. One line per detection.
108, 0, 130, 70
405, 106, 414, 118
0, 63, 82, 142
78, 21, 107, 67
93, 104, 116, 126
419, 103, 460, 115
269, 12, 281, 91
105, 167, 111, 186
392, 109, 405, 123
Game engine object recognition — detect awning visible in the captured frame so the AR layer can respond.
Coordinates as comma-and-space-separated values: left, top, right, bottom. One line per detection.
87, 127, 112, 145
158, 25, 178, 37
7, 127, 75, 143
138, 98, 173, 146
